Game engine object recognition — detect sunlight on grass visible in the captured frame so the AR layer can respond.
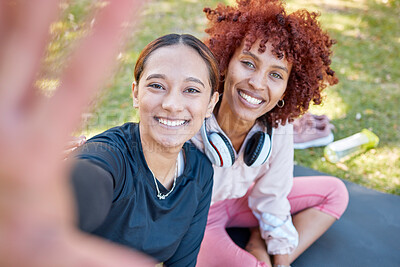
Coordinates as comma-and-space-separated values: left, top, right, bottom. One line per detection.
308, 89, 348, 120
35, 79, 60, 97
336, 146, 399, 194
286, 0, 368, 16
143, 1, 173, 15
296, 145, 400, 195
50, 21, 69, 34
322, 13, 364, 32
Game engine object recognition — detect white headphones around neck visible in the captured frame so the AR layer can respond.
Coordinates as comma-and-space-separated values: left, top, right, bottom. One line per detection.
200, 120, 273, 168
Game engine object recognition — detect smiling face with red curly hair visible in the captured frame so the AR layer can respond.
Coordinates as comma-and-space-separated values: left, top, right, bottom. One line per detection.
220, 39, 292, 125
203, 0, 338, 127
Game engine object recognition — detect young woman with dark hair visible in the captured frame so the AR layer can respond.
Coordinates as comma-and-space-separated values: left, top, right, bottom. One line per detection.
70, 33, 219, 266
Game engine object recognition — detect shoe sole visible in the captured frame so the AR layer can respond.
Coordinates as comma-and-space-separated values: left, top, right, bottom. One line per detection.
294, 133, 334, 149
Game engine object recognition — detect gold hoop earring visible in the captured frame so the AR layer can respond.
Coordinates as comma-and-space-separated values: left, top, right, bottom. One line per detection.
277, 99, 285, 108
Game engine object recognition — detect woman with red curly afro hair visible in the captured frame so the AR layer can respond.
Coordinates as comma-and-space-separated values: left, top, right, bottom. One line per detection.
189, 0, 349, 266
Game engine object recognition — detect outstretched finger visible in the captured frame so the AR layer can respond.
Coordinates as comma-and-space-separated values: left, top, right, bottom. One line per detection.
45, 0, 145, 144
0, 0, 60, 116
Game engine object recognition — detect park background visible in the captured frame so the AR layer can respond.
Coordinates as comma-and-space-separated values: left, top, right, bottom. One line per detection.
39, 0, 399, 195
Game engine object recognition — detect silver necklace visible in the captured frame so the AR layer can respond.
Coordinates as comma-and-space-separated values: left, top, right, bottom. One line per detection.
150, 159, 178, 200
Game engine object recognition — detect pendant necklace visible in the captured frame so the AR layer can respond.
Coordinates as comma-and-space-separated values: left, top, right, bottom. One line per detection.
150, 159, 178, 200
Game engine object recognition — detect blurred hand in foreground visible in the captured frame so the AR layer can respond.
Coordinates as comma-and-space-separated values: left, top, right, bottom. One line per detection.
0, 0, 155, 266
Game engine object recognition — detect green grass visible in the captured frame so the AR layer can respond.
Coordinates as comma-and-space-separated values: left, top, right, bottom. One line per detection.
43, 0, 400, 195
288, 0, 400, 195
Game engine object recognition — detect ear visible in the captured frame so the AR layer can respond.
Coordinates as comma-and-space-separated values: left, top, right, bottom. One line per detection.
132, 81, 139, 108
280, 91, 287, 101
205, 92, 219, 118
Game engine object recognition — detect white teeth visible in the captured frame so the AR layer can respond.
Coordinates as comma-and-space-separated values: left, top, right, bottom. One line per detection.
239, 91, 262, 105
158, 118, 186, 127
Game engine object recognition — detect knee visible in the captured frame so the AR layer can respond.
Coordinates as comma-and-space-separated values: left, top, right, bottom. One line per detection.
325, 177, 349, 218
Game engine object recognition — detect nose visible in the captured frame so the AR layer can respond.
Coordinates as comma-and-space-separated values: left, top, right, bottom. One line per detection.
161, 89, 184, 113
248, 71, 266, 91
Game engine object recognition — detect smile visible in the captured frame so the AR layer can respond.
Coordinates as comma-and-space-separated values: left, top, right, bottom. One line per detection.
238, 90, 263, 105
156, 117, 188, 127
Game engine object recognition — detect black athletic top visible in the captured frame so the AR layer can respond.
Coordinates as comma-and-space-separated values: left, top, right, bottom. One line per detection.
71, 122, 213, 266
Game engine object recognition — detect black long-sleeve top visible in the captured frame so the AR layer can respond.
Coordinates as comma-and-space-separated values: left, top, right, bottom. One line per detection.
71, 122, 213, 266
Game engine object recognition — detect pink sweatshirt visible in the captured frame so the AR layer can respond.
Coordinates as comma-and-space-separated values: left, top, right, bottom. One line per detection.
190, 114, 299, 254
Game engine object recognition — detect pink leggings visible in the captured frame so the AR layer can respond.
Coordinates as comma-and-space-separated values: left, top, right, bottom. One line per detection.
196, 176, 349, 267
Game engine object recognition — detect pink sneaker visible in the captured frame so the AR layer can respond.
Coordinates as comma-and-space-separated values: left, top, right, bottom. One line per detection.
293, 113, 330, 130
293, 113, 334, 149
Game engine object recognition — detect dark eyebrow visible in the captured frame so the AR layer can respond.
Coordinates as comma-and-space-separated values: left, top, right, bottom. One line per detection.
242, 51, 289, 73
146, 74, 166, 80
185, 77, 205, 88
145, 74, 205, 87
271, 65, 289, 74
242, 51, 260, 62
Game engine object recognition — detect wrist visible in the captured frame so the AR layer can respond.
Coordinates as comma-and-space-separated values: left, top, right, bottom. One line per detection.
273, 254, 290, 266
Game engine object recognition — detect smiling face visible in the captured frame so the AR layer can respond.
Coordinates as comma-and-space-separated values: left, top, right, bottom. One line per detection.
219, 39, 292, 126
133, 44, 218, 150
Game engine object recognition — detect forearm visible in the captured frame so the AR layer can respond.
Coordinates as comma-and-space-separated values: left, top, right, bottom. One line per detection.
71, 159, 114, 232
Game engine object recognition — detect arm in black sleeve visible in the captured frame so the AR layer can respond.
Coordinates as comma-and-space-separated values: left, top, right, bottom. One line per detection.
71, 159, 114, 232
164, 168, 214, 267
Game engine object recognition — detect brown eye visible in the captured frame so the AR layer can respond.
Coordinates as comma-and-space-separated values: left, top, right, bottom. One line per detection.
270, 73, 283, 79
148, 83, 164, 90
242, 61, 255, 69
184, 87, 200, 93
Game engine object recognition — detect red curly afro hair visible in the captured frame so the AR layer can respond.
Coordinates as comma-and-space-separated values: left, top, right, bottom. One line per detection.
203, 0, 338, 127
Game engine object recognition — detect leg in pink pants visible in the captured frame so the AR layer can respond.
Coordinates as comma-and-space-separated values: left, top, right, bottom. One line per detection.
288, 176, 349, 219
196, 176, 349, 267
196, 189, 262, 267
